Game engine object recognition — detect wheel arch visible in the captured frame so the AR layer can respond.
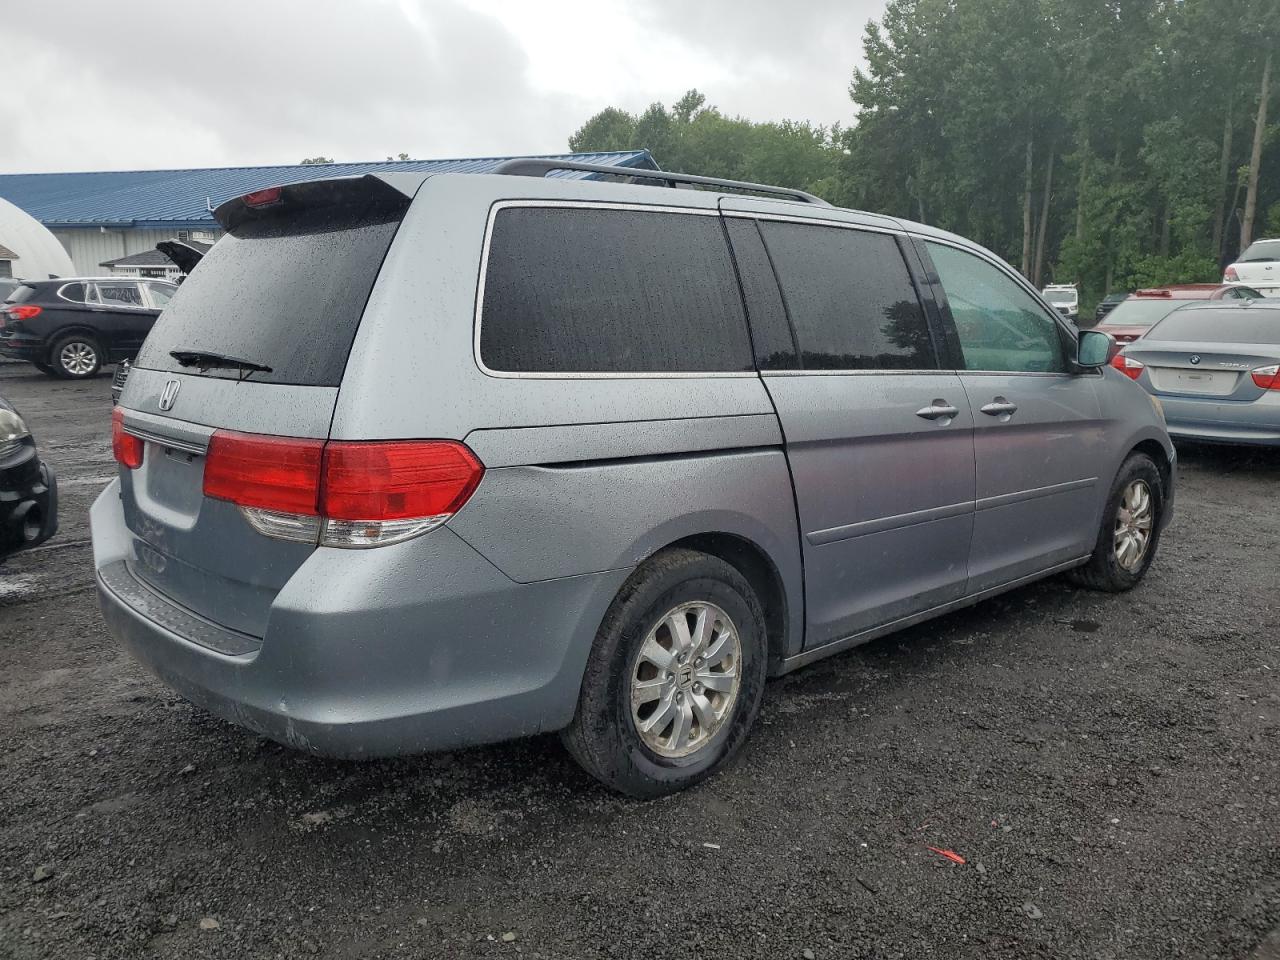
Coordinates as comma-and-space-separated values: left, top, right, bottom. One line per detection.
652, 531, 795, 674
1130, 437, 1173, 499
46, 326, 104, 364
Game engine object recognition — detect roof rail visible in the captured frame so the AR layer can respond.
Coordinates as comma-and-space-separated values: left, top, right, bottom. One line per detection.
491, 158, 831, 206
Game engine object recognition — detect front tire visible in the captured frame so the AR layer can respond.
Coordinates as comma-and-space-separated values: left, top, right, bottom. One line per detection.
562, 548, 768, 798
51, 334, 103, 379
1069, 452, 1164, 592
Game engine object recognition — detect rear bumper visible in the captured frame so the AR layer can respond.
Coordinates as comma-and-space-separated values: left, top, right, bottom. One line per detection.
0, 336, 46, 362
91, 480, 626, 758
0, 453, 57, 557
1158, 392, 1280, 447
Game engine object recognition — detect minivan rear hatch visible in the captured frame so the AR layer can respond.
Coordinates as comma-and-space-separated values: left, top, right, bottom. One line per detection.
115, 174, 417, 639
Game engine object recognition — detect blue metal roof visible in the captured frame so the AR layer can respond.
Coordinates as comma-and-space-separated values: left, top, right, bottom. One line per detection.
0, 150, 658, 230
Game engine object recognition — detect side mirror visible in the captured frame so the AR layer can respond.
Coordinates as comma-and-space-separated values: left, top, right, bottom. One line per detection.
1077, 329, 1114, 369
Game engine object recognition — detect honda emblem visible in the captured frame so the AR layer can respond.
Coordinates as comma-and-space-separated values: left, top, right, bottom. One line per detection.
159, 379, 181, 411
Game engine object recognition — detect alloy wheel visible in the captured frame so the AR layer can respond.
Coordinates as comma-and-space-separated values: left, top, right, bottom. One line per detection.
59, 341, 97, 376
630, 601, 742, 759
1113, 479, 1154, 572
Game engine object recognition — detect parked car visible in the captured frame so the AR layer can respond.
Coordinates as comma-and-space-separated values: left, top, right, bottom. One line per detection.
1094, 292, 1129, 325
93, 165, 1175, 797
1113, 300, 1280, 446
1, 393, 57, 561
1095, 284, 1263, 343
110, 359, 130, 405
1042, 283, 1079, 320
0, 278, 23, 301
1224, 238, 1280, 297
0, 277, 177, 378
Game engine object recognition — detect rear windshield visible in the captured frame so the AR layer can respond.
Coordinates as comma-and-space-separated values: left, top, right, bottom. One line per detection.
1147, 308, 1280, 345
1239, 240, 1280, 263
134, 203, 402, 386
1102, 298, 1184, 328
5, 284, 37, 304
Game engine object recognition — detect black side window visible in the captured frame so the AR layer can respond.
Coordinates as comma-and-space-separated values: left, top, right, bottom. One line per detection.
759, 222, 935, 370
480, 207, 752, 374
723, 217, 797, 369
58, 282, 85, 303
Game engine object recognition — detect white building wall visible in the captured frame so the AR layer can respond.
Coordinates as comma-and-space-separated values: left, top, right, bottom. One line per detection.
50, 227, 222, 276
0, 198, 75, 279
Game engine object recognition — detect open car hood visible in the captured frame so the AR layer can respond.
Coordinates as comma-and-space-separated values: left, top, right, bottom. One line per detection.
155, 240, 207, 275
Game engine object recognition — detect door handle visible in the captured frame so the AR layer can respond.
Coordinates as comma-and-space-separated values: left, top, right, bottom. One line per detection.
980, 397, 1018, 417
916, 400, 960, 422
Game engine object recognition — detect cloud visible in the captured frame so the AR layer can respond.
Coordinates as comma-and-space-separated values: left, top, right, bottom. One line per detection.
0, 0, 883, 173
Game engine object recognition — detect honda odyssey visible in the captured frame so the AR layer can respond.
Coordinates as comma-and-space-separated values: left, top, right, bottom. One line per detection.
92, 163, 1175, 796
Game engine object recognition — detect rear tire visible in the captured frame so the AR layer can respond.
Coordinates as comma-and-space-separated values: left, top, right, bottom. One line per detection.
1069, 452, 1164, 592
562, 548, 768, 798
50, 334, 102, 379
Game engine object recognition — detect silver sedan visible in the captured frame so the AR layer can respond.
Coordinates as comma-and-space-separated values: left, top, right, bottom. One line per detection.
1113, 301, 1280, 446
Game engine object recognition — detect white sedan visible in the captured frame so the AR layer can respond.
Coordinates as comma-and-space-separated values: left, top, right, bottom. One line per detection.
1225, 239, 1280, 297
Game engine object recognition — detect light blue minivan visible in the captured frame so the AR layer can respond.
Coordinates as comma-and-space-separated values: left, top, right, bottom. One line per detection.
92, 162, 1175, 796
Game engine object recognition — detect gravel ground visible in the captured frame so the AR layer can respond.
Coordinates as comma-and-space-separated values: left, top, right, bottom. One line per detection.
1, 360, 1278, 960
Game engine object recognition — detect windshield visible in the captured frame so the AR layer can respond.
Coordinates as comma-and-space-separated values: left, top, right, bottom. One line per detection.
1239, 240, 1280, 263
1043, 289, 1077, 304
1102, 297, 1184, 328
1148, 307, 1280, 345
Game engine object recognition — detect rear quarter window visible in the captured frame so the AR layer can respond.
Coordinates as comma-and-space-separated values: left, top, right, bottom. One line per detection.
479, 206, 752, 374
57, 282, 86, 303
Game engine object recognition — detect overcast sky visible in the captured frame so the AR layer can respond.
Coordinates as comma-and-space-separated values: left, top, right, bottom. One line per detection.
2, 0, 886, 173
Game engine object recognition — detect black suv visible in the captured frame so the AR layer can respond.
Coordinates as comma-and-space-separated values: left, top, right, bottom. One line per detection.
0, 277, 176, 378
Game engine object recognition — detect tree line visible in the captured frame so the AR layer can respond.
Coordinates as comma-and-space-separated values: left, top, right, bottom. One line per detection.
569, 0, 1278, 311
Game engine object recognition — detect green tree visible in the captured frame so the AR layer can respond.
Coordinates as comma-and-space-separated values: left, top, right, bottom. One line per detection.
564, 0, 1280, 306
568, 90, 839, 195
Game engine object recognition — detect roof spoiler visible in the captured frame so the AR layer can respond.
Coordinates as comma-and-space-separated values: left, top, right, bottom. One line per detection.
491, 158, 831, 206
213, 173, 424, 231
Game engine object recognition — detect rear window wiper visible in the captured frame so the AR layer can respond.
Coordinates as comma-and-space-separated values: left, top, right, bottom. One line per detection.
170, 350, 273, 381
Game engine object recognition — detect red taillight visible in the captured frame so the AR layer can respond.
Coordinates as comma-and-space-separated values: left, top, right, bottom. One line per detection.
1251, 364, 1280, 391
242, 186, 282, 208
6, 305, 42, 321
203, 431, 324, 515
320, 441, 484, 521
111, 408, 144, 469
201, 431, 484, 547
1224, 266, 1240, 282
1111, 353, 1145, 381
